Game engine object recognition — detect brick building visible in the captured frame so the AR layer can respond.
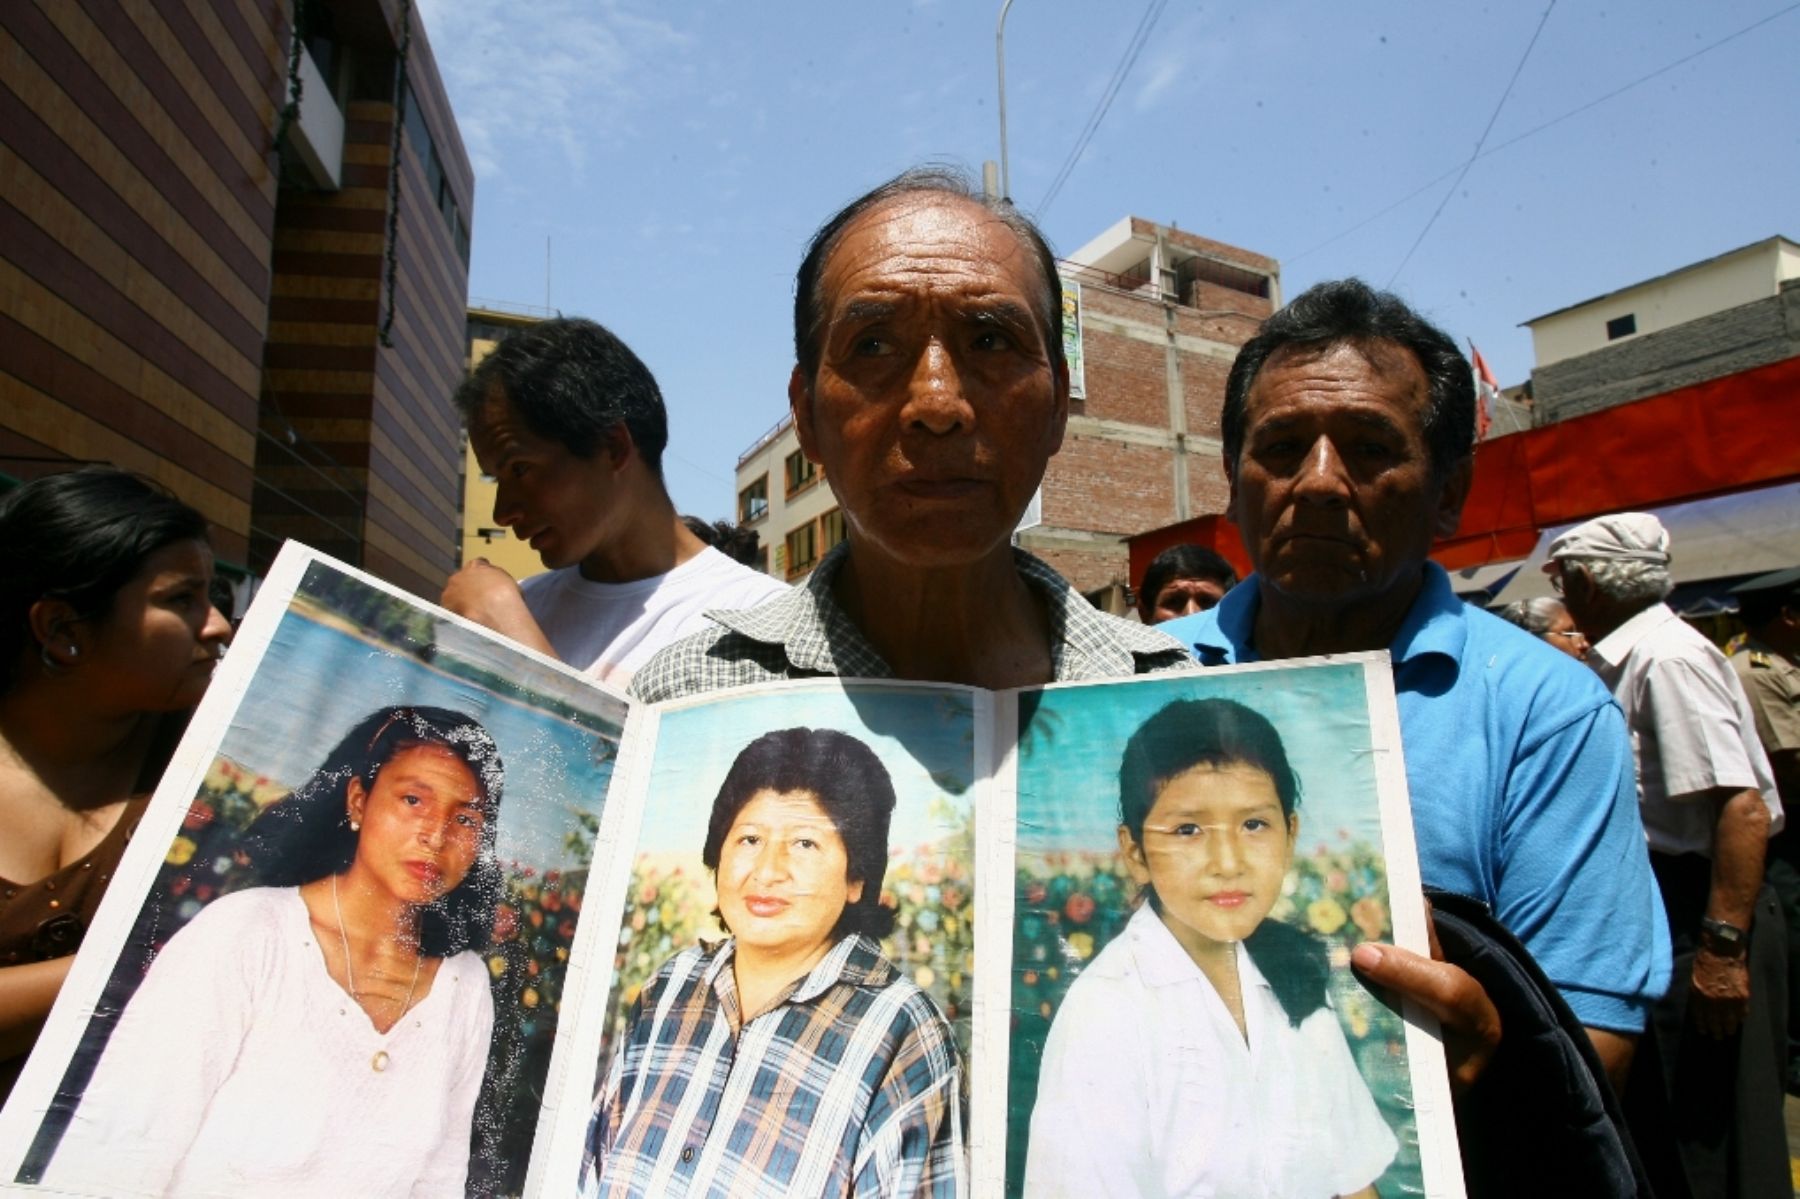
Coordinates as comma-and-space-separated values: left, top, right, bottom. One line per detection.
0, 0, 473, 598
1028, 218, 1278, 606
733, 216, 1279, 606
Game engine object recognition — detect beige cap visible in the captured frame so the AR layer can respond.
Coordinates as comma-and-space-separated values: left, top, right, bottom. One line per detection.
1546, 512, 1671, 565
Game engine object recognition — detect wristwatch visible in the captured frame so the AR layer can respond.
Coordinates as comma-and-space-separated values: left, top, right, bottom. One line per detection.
1699, 916, 1748, 955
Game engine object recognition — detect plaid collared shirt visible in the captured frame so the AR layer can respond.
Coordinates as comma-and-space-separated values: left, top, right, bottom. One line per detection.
629, 543, 1193, 702
579, 934, 965, 1198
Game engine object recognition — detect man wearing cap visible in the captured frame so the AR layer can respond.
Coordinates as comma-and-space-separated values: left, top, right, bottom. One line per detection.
1729, 567, 1800, 1096
1549, 514, 1786, 1199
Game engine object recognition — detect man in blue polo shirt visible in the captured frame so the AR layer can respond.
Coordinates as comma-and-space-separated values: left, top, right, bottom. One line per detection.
1161, 279, 1669, 1087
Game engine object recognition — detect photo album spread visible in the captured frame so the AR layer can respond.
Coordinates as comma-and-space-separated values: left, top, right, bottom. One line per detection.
0, 543, 1463, 1198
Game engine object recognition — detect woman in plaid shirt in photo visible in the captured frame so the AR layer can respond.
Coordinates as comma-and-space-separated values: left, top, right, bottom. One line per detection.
581, 726, 966, 1198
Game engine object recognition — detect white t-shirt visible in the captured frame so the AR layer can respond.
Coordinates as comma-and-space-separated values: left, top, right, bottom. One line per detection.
1590, 602, 1783, 855
1024, 905, 1398, 1199
520, 547, 787, 688
46, 887, 494, 1199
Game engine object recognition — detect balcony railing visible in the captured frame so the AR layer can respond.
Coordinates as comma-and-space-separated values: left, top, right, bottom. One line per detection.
737, 413, 794, 469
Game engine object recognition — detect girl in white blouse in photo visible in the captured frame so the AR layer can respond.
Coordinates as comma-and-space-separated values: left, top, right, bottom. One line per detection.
1024, 698, 1398, 1199
43, 705, 504, 1198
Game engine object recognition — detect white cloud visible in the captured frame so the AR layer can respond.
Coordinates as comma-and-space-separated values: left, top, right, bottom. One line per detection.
1133, 49, 1185, 113
415, 0, 687, 179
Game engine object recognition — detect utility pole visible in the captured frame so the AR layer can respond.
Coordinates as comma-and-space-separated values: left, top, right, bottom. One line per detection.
996, 0, 1016, 200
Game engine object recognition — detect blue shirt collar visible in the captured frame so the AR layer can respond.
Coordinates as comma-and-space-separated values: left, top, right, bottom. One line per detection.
1169, 561, 1465, 668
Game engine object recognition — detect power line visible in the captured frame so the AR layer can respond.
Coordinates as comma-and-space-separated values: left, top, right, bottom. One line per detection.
1386, 0, 1556, 286
1289, 2, 1797, 267
1037, 0, 1170, 218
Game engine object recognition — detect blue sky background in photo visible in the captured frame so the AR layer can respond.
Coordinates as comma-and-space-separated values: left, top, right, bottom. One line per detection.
415, 0, 1799, 519
635, 685, 977, 855
1016, 663, 1383, 854
225, 603, 623, 871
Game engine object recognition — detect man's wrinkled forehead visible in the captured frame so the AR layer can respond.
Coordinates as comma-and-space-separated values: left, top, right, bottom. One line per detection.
1249, 338, 1430, 422
816, 193, 1050, 321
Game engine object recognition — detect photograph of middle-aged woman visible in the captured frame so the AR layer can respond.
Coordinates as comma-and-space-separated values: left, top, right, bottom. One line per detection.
42, 705, 504, 1198
580, 726, 966, 1198
0, 468, 232, 1105
1024, 698, 1397, 1199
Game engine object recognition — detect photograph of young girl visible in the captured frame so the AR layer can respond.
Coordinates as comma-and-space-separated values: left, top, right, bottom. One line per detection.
5, 551, 627, 1198
1008, 665, 1426, 1199
574, 684, 976, 1199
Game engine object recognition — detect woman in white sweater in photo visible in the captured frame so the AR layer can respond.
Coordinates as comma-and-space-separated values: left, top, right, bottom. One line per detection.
1024, 698, 1397, 1199
45, 705, 505, 1198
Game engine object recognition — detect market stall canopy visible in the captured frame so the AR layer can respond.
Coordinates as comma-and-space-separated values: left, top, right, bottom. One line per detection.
1449, 561, 1523, 605
1490, 481, 1800, 606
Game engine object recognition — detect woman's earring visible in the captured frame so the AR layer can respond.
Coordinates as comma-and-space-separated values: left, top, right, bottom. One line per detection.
349, 819, 361, 832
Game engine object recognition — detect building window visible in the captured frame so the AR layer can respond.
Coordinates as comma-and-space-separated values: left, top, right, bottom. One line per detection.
1605, 313, 1637, 340
785, 524, 818, 579
738, 475, 769, 524
754, 546, 769, 574
785, 450, 818, 497
819, 507, 847, 553
402, 83, 470, 269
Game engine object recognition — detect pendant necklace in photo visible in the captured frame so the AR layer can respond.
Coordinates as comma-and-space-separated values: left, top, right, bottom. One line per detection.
333, 874, 422, 1072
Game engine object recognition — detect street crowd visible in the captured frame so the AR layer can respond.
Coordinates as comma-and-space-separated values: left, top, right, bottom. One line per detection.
3, 167, 1794, 1198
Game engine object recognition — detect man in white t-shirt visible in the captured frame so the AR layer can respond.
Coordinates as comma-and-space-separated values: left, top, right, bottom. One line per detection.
441, 318, 785, 688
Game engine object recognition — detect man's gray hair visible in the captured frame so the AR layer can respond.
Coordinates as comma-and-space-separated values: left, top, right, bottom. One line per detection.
1568, 556, 1674, 606
1496, 597, 1566, 637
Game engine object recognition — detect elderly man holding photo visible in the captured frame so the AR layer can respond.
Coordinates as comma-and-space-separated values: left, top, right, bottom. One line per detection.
635, 169, 1503, 1098
1160, 282, 1670, 1102
1159, 282, 1673, 1093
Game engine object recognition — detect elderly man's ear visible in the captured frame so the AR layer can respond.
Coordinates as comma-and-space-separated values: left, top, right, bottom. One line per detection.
789, 367, 823, 466
1046, 353, 1070, 455
1433, 457, 1475, 540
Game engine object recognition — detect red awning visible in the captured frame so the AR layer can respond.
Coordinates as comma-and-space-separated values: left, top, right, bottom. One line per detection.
1127, 354, 1799, 591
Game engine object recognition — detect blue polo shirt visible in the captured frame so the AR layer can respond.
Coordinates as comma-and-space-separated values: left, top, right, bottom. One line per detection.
1162, 563, 1671, 1032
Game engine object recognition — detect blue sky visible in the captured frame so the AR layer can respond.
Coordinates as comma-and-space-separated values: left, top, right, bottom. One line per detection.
416, 0, 1799, 520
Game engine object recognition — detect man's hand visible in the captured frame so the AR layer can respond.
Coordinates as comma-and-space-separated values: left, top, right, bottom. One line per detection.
1689, 946, 1750, 1039
440, 560, 557, 657
1352, 909, 1503, 1097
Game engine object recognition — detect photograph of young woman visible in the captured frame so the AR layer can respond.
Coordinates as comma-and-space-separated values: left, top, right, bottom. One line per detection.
42, 704, 504, 1198
581, 725, 965, 1198
1023, 698, 1397, 1199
